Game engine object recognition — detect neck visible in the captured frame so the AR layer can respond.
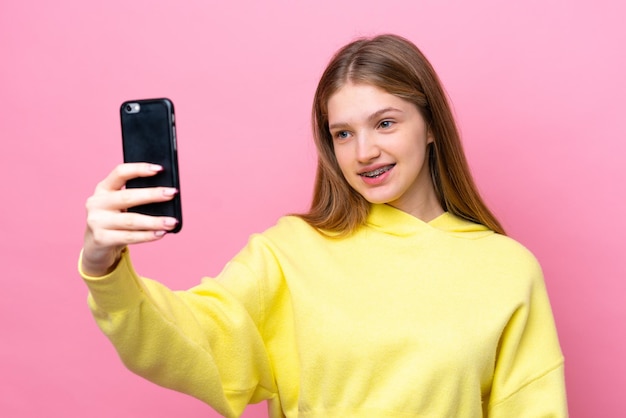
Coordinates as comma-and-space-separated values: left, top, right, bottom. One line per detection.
386, 170, 444, 222
387, 197, 444, 223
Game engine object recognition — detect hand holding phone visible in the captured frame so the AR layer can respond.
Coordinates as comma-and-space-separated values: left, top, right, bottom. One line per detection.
120, 98, 183, 233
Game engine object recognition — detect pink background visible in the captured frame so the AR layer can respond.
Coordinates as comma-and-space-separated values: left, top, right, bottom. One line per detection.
1, 1, 624, 416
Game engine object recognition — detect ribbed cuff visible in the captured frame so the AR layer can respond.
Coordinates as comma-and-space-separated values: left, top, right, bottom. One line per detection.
79, 248, 145, 312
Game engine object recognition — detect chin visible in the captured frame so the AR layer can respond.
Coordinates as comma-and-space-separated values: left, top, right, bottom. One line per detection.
360, 192, 399, 206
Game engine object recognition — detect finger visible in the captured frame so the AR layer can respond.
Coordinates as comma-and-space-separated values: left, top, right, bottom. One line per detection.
87, 214, 178, 250
88, 227, 170, 249
115, 186, 178, 211
87, 186, 177, 212
89, 210, 178, 233
97, 163, 163, 192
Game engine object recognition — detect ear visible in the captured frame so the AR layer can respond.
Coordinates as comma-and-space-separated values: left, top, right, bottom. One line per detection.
426, 125, 435, 144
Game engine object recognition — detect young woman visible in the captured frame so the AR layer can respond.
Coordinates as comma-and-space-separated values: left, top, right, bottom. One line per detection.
80, 34, 567, 417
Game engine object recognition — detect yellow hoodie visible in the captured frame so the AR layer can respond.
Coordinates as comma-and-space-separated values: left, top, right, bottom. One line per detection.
80, 204, 567, 417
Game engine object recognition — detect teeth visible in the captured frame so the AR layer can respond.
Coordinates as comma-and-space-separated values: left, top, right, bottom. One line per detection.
362, 165, 392, 178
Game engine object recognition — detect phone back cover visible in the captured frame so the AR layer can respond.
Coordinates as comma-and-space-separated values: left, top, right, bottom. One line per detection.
120, 98, 182, 231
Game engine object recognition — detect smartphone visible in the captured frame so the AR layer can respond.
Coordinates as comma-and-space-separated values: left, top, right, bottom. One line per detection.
120, 98, 182, 233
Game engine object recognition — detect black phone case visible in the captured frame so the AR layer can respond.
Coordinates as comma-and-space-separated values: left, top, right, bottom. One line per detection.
120, 98, 182, 233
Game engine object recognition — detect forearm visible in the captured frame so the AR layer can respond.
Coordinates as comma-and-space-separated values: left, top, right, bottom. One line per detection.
79, 249, 276, 416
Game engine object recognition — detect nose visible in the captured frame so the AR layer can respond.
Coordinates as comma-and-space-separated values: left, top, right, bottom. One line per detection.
355, 132, 380, 163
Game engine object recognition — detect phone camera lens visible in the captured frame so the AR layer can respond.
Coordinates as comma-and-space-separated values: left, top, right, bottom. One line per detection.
125, 104, 132, 112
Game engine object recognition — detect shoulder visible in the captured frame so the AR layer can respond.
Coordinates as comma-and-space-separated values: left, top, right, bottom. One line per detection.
474, 233, 548, 296
258, 215, 327, 242
237, 215, 328, 256
440, 212, 543, 277
486, 233, 541, 270
481, 231, 536, 254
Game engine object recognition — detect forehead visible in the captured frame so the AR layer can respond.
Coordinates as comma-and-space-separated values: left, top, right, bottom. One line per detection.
327, 83, 410, 122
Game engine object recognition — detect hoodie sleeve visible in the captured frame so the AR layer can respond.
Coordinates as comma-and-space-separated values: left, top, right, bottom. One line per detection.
79, 248, 277, 418
486, 260, 568, 417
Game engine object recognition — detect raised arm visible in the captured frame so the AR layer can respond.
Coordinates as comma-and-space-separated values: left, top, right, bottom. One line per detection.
79, 163, 277, 417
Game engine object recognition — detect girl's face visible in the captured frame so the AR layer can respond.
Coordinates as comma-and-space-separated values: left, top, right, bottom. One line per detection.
327, 82, 441, 219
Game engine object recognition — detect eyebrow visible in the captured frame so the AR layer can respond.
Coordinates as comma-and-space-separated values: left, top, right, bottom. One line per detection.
328, 107, 403, 131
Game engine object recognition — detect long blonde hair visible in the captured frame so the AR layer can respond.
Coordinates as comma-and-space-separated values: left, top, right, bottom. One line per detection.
299, 34, 505, 235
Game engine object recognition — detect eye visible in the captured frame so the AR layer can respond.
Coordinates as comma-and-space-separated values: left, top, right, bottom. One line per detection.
334, 130, 351, 140
378, 120, 395, 129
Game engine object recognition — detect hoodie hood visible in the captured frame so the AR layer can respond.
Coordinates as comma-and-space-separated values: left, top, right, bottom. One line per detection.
366, 203, 494, 239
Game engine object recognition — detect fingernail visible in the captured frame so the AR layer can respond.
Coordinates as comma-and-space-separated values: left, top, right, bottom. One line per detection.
163, 218, 178, 227
155, 230, 166, 237
149, 164, 163, 172
163, 188, 178, 197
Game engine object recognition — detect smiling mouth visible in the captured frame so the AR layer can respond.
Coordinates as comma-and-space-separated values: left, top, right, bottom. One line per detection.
360, 164, 395, 178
